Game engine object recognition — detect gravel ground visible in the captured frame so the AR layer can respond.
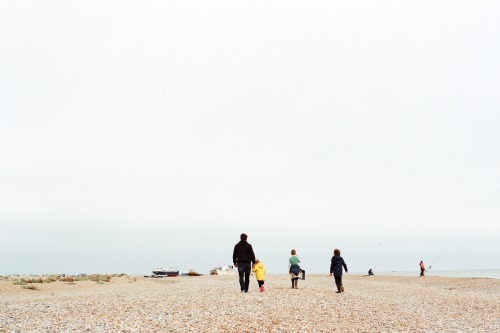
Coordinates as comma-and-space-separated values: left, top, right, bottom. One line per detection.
0, 274, 498, 332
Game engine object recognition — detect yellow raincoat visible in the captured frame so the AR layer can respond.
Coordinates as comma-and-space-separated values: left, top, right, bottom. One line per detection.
252, 262, 266, 281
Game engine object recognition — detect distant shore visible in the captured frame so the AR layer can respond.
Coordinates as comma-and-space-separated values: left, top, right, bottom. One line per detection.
3, 268, 499, 279
1, 274, 498, 332
358, 268, 500, 279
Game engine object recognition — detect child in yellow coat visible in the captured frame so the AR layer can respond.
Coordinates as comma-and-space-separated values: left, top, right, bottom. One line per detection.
252, 259, 266, 292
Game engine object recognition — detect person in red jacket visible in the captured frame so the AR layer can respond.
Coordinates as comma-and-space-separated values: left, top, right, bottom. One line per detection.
419, 261, 425, 276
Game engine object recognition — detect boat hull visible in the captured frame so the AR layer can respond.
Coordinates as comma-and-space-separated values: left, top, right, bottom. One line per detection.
152, 269, 179, 277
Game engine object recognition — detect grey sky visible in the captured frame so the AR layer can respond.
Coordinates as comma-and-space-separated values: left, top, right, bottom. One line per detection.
1, 1, 499, 275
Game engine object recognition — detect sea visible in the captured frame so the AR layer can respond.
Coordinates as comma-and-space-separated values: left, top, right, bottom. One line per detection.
374, 269, 500, 279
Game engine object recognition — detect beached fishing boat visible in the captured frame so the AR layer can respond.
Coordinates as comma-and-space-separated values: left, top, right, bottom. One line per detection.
210, 265, 238, 275
152, 267, 179, 277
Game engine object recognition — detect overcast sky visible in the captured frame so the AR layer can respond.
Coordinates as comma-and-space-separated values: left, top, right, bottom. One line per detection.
1, 1, 499, 276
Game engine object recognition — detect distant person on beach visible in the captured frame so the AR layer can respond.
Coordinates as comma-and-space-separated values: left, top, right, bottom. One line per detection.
330, 249, 348, 293
419, 261, 425, 276
289, 249, 304, 289
252, 259, 266, 292
368, 268, 374, 276
233, 233, 256, 293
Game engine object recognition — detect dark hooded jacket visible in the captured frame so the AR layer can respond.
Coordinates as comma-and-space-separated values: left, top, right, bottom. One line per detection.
330, 255, 348, 276
233, 240, 256, 265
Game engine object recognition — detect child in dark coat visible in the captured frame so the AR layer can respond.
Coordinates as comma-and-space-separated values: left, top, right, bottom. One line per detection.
330, 248, 348, 293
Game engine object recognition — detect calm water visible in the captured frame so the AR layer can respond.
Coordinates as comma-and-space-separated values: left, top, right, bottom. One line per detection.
376, 269, 500, 279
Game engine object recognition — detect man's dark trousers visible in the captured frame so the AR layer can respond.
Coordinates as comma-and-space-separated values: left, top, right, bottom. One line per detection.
238, 263, 251, 292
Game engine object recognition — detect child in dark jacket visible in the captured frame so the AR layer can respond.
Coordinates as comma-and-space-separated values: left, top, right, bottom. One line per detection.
330, 248, 348, 293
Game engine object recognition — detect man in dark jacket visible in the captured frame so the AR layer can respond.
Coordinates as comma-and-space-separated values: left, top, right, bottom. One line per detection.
330, 248, 348, 293
233, 233, 256, 293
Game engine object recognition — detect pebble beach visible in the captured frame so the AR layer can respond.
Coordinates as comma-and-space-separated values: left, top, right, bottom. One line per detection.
1, 274, 498, 332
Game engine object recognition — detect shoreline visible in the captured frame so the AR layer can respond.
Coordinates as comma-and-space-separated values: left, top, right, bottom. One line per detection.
354, 268, 500, 279
2, 268, 499, 280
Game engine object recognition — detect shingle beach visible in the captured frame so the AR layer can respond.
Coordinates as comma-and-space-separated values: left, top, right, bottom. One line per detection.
1, 274, 498, 332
